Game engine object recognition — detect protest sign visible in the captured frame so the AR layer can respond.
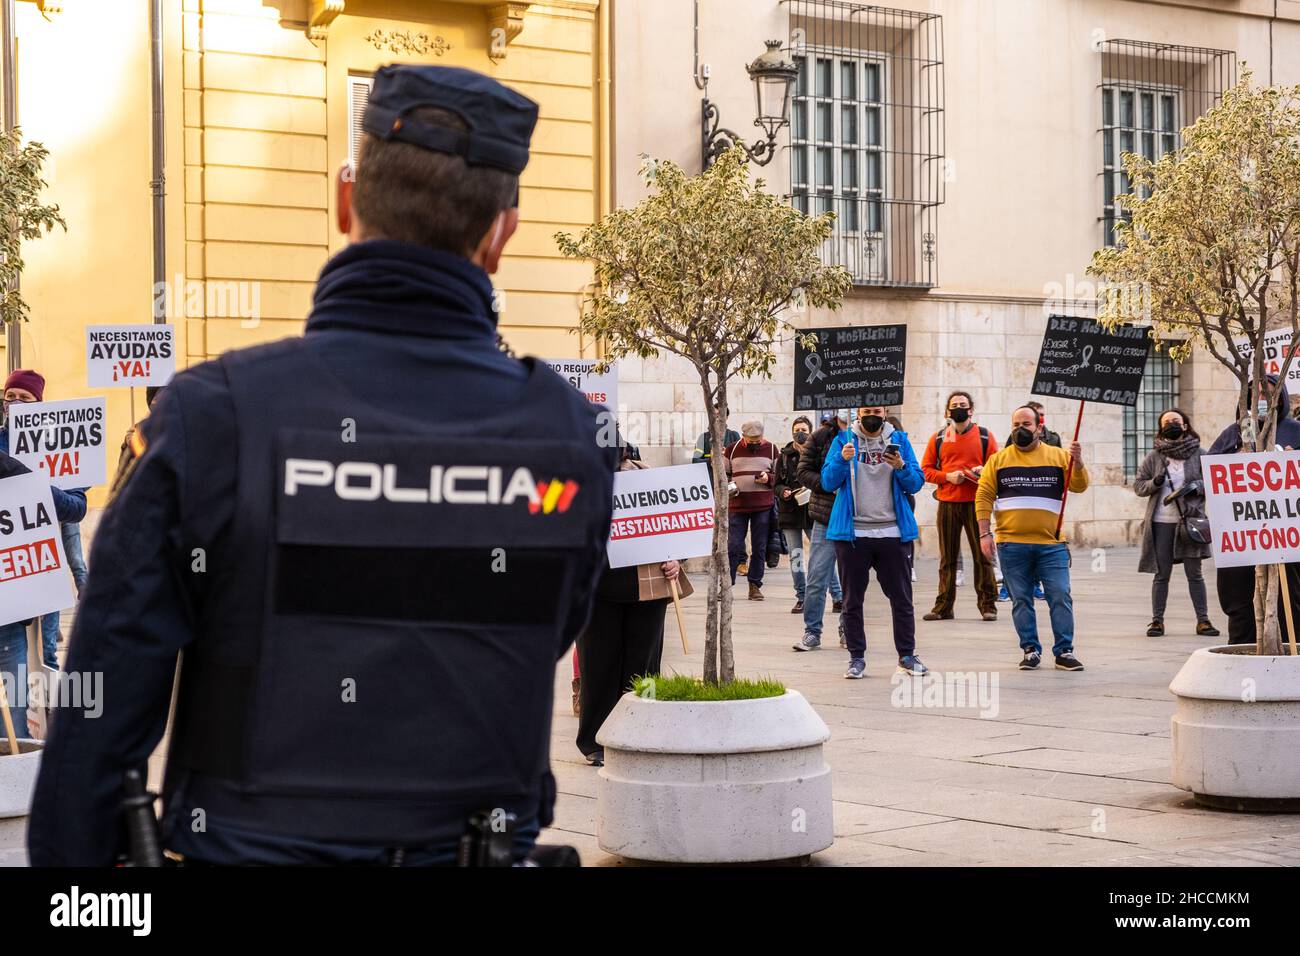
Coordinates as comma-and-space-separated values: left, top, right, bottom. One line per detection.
8, 397, 107, 489
1234, 327, 1300, 389
86, 324, 175, 388
544, 358, 618, 411
0, 473, 75, 624
1203, 450, 1300, 568
794, 324, 906, 410
1031, 316, 1150, 406
607, 463, 715, 569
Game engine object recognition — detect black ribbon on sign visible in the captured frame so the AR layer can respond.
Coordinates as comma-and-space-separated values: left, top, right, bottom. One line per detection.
805, 353, 827, 384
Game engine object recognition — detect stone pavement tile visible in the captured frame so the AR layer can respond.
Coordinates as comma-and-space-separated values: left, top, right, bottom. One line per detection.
830, 800, 952, 837
1019, 771, 1191, 810
890, 785, 1162, 832
810, 837, 974, 867
858, 818, 1131, 864
969, 747, 1164, 777
826, 728, 1032, 761
828, 770, 943, 808
1059, 808, 1298, 845
550, 792, 596, 835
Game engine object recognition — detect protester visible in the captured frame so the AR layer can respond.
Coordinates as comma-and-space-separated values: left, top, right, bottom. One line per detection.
820, 405, 927, 678
1134, 408, 1219, 638
725, 421, 777, 599
921, 390, 998, 621
1000, 399, 1058, 601
575, 445, 681, 767
0, 369, 88, 732
694, 423, 744, 571
888, 414, 919, 584
1208, 376, 1300, 645
775, 417, 814, 611
977, 405, 1088, 671
792, 411, 846, 650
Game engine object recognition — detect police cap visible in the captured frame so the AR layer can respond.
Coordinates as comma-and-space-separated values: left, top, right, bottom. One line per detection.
361, 64, 539, 176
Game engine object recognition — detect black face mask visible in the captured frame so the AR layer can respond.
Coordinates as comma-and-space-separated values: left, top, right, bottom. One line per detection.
793, 431, 809, 444
948, 407, 970, 424
860, 415, 884, 433
1013, 426, 1036, 448
1160, 423, 1184, 440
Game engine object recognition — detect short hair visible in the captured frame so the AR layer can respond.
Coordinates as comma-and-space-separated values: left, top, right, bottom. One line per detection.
353, 107, 519, 256
945, 390, 974, 409
1013, 404, 1041, 424
793, 416, 813, 430
1026, 401, 1046, 413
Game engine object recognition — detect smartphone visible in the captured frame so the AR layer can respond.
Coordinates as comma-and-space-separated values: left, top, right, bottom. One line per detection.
885, 443, 900, 457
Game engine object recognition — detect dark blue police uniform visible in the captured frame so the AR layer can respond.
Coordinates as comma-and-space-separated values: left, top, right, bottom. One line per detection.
27, 65, 616, 866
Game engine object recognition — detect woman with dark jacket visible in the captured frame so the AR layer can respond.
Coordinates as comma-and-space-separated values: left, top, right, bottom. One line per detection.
575, 450, 681, 767
774, 417, 814, 612
1134, 408, 1219, 638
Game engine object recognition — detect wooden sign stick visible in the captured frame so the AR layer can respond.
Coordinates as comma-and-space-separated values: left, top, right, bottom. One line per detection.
669, 577, 690, 655
1055, 401, 1086, 541
0, 675, 20, 758
1280, 565, 1299, 657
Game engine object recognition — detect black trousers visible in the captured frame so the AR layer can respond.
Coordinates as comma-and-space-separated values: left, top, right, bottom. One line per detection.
1217, 563, 1300, 646
835, 536, 916, 659
575, 597, 667, 757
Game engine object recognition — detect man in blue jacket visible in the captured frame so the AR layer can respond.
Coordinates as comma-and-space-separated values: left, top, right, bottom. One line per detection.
821, 405, 927, 679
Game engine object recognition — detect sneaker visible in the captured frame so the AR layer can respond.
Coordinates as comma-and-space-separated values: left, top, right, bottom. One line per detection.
922, 611, 954, 621
1033, 583, 1046, 600
1019, 649, 1041, 670
1196, 620, 1221, 637
898, 655, 928, 677
586, 749, 605, 767
791, 600, 804, 614
1055, 652, 1085, 672
997, 584, 1010, 602
748, 582, 764, 601
832, 599, 844, 613
737, 560, 748, 576
1146, 618, 1164, 637
837, 618, 846, 648
844, 658, 866, 679
956, 570, 965, 588
792, 633, 822, 652
981, 610, 997, 621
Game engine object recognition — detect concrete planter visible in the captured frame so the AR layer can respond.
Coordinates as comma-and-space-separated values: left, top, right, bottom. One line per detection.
0, 740, 43, 853
595, 689, 833, 863
1170, 646, 1300, 810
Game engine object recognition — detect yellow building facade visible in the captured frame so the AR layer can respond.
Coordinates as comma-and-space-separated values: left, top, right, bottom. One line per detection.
6, 0, 608, 505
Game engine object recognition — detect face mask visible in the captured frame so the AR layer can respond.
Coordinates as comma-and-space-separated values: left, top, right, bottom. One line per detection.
1013, 426, 1036, 448
793, 431, 809, 444
1160, 423, 1184, 440
746, 439, 761, 447
948, 407, 970, 424
1258, 399, 1271, 419
860, 415, 884, 433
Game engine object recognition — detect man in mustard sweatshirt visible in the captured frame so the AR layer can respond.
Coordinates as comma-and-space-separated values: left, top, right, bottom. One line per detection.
975, 405, 1089, 671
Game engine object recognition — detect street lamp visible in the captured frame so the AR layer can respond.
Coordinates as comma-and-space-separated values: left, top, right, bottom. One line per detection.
701, 39, 798, 168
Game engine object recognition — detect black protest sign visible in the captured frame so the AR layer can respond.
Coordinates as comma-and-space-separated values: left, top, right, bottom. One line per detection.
1031, 316, 1150, 406
794, 324, 907, 411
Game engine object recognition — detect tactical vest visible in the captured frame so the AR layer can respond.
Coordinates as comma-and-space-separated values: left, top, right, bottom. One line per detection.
163, 339, 609, 846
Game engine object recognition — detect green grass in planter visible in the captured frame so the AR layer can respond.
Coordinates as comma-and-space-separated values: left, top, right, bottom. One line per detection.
631, 674, 786, 702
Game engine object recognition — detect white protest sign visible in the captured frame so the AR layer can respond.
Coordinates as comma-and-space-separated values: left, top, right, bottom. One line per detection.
607, 462, 715, 569
544, 358, 618, 412
86, 324, 175, 387
0, 473, 75, 623
1235, 327, 1300, 389
8, 397, 107, 489
1204, 450, 1300, 567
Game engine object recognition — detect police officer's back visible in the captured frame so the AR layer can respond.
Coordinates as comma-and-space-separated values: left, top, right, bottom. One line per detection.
28, 65, 616, 866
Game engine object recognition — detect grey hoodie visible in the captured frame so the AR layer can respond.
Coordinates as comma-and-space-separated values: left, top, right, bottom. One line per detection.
851, 420, 898, 535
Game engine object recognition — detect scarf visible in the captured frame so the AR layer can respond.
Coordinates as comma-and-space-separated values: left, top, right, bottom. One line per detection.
1154, 432, 1200, 461
306, 239, 499, 341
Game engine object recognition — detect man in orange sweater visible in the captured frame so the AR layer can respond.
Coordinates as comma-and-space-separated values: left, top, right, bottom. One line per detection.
920, 391, 999, 621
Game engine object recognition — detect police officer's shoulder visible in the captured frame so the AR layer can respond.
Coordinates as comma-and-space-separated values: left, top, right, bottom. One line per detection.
138, 353, 239, 448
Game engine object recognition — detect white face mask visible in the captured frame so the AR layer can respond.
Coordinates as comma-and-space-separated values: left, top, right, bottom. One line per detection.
1258, 399, 1272, 419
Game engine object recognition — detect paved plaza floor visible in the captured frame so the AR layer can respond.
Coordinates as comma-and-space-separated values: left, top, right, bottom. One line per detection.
547, 547, 1300, 866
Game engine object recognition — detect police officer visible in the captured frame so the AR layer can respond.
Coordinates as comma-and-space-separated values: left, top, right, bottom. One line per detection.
28, 65, 616, 866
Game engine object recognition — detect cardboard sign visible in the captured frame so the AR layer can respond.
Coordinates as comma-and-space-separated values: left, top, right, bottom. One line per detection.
794, 324, 907, 410
0, 473, 75, 624
544, 359, 618, 412
607, 463, 715, 569
86, 324, 175, 388
1234, 327, 1300, 388
1031, 316, 1150, 406
1204, 450, 1300, 567
8, 398, 107, 489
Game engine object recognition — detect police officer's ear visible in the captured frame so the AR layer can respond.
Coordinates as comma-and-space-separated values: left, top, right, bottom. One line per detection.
336, 163, 356, 238
472, 207, 519, 275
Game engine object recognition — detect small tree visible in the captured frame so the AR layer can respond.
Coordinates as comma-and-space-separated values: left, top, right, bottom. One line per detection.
556, 147, 851, 682
0, 127, 65, 329
1089, 72, 1300, 655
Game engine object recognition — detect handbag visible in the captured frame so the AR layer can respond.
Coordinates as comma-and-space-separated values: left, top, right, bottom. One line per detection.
1173, 480, 1211, 545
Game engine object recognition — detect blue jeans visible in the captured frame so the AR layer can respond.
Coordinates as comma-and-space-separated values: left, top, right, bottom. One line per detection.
784, 528, 807, 599
801, 521, 844, 638
729, 509, 771, 586
997, 542, 1074, 657
0, 623, 28, 737
37, 522, 87, 670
